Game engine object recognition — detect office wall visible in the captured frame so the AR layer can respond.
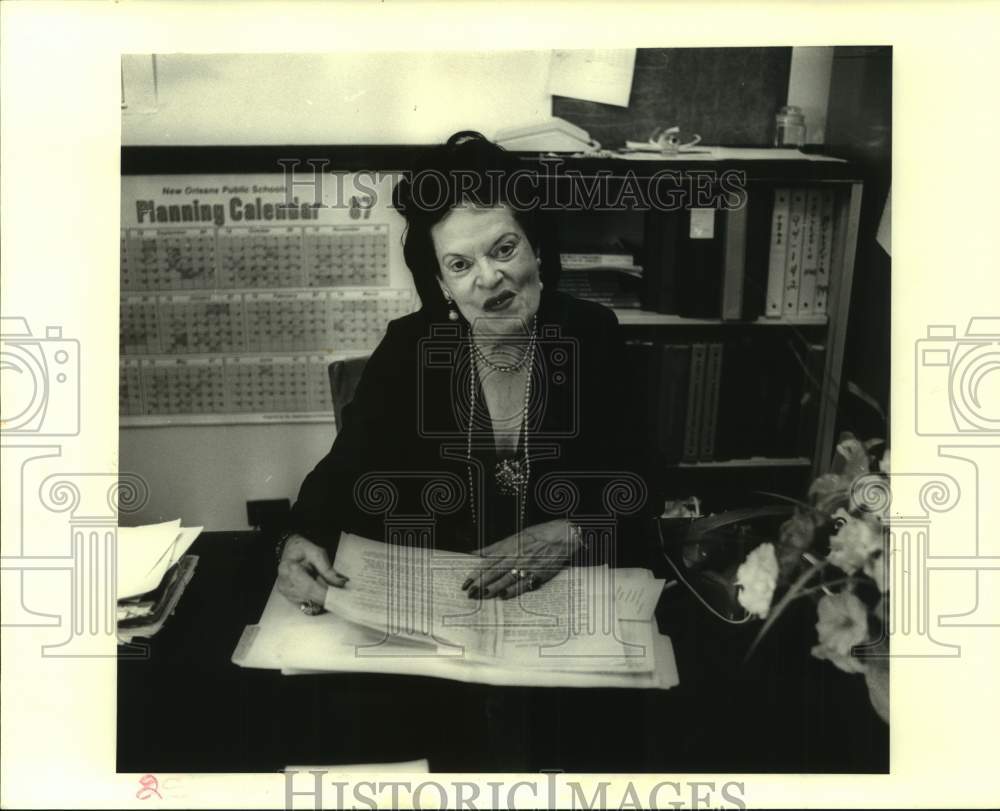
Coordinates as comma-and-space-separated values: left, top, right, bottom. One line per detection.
122, 52, 554, 146
120, 423, 335, 529
120, 49, 832, 531
552, 47, 794, 148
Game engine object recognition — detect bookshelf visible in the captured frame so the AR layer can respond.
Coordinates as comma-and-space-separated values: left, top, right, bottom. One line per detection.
537, 154, 864, 498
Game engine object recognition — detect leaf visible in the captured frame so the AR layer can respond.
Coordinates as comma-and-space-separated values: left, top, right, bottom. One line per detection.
808, 474, 851, 515
743, 559, 828, 664
832, 435, 870, 479
684, 505, 793, 539
846, 380, 887, 425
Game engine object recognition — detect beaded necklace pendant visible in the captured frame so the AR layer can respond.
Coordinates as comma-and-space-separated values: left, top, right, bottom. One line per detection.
466, 316, 538, 526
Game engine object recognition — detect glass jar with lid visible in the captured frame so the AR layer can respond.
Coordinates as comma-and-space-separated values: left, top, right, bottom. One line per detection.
774, 105, 806, 147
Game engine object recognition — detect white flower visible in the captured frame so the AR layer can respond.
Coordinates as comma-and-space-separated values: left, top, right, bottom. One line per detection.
864, 550, 888, 593
735, 542, 779, 619
811, 591, 869, 674
828, 508, 882, 575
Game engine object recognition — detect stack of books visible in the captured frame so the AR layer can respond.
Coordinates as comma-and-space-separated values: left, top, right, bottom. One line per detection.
559, 251, 643, 309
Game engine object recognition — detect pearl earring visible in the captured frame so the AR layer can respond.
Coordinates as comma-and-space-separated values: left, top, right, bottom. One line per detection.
446, 296, 459, 321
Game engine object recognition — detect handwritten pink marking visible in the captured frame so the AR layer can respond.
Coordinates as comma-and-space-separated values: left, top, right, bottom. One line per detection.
136, 774, 162, 800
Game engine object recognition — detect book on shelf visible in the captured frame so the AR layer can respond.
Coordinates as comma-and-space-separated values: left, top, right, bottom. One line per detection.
720, 206, 748, 320
559, 267, 643, 308
814, 189, 836, 315
641, 209, 680, 313
682, 343, 708, 462
698, 342, 724, 461
658, 344, 691, 463
797, 189, 823, 316
624, 339, 660, 450
764, 188, 790, 318
561, 252, 636, 269
675, 210, 724, 319
783, 189, 808, 317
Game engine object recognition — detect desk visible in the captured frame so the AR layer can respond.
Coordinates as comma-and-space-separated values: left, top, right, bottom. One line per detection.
117, 531, 887, 773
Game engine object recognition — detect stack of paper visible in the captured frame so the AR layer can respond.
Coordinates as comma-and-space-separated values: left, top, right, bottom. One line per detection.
117, 519, 202, 643
233, 534, 678, 690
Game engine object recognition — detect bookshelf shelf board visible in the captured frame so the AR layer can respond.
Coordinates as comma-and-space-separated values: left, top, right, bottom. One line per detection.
674, 457, 812, 469
613, 309, 828, 327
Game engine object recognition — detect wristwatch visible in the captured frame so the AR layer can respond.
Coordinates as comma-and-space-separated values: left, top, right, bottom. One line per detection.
274, 529, 299, 564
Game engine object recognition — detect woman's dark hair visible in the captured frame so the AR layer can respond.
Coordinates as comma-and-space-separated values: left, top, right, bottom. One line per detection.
392, 131, 555, 317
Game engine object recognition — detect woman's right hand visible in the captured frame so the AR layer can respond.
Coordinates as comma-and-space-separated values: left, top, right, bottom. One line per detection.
276, 534, 349, 609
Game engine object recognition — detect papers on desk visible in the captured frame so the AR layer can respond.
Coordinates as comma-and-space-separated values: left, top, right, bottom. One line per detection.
233, 534, 678, 690
118, 519, 202, 599
116, 520, 202, 644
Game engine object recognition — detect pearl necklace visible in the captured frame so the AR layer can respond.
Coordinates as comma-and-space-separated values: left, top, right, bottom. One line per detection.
471, 332, 534, 373
466, 316, 538, 529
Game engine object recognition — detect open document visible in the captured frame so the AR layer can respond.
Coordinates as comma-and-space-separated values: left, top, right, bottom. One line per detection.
321, 534, 657, 674
234, 582, 678, 689
234, 533, 678, 689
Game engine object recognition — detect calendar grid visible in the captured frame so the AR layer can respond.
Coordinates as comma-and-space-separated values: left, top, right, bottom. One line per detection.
121, 183, 410, 423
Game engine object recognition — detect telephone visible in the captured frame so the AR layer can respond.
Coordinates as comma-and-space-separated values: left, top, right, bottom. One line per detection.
494, 117, 601, 153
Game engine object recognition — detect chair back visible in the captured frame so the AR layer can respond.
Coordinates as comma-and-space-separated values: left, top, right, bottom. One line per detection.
327, 355, 370, 431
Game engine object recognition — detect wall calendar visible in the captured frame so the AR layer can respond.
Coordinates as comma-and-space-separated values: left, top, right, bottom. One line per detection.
120, 173, 416, 424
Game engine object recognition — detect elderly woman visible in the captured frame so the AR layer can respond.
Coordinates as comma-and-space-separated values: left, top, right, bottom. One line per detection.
277, 132, 660, 613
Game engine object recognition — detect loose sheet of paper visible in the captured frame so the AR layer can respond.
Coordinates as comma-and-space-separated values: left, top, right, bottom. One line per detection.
613, 568, 667, 621
117, 519, 205, 599
548, 49, 636, 107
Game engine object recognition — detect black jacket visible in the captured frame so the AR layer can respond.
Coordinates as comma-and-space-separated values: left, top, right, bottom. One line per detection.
290, 290, 663, 557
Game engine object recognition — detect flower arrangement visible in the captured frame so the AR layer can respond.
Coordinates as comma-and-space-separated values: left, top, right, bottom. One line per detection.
675, 432, 890, 723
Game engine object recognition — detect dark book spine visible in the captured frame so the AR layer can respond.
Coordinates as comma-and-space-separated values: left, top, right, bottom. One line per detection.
659, 343, 691, 463
676, 210, 724, 319
642, 210, 680, 313
699, 342, 724, 460
682, 343, 708, 462
623, 339, 658, 458
721, 208, 748, 320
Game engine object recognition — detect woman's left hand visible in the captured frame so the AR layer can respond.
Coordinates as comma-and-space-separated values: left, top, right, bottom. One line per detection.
461, 519, 583, 599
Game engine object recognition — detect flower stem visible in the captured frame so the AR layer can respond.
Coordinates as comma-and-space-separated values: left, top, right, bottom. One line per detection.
743, 559, 828, 664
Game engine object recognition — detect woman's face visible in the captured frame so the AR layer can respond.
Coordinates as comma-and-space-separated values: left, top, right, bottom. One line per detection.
432, 204, 542, 335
